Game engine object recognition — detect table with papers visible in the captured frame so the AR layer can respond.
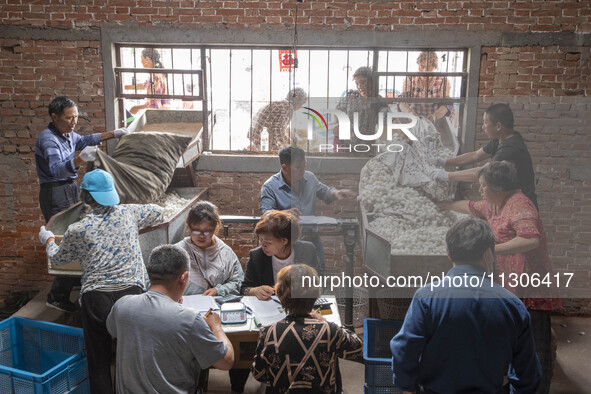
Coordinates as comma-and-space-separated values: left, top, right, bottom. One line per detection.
182, 294, 341, 368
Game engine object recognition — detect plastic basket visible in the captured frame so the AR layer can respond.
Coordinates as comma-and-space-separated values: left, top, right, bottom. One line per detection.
0, 316, 89, 394
376, 289, 412, 321
364, 384, 402, 394
363, 318, 403, 387
332, 287, 369, 328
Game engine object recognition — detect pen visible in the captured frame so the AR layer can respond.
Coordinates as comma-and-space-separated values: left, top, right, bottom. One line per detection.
271, 298, 282, 305
204, 308, 213, 317
314, 307, 322, 314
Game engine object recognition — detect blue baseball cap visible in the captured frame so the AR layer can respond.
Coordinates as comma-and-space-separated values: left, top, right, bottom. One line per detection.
81, 169, 120, 206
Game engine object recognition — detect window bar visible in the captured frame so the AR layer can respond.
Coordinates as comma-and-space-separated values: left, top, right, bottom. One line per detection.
115, 47, 124, 127
229, 49, 233, 150
386, 50, 390, 98
168, 48, 173, 98
443, 51, 449, 97
287, 50, 292, 147
249, 49, 254, 151
207, 49, 214, 150
269, 50, 273, 105
345, 50, 351, 92
306, 49, 311, 153
325, 50, 331, 150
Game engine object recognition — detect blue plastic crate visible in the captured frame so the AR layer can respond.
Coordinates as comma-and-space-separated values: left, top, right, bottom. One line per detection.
363, 318, 403, 387
0, 316, 89, 394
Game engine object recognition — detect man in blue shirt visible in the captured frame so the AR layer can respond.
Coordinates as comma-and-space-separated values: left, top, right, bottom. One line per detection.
35, 96, 128, 312
260, 146, 356, 275
390, 217, 541, 394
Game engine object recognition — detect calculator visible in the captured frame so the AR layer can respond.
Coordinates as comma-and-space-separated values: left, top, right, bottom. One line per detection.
314, 298, 332, 307
215, 294, 243, 305
220, 302, 247, 325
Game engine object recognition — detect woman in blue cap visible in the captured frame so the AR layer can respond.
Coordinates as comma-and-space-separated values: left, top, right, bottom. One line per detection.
38, 169, 164, 394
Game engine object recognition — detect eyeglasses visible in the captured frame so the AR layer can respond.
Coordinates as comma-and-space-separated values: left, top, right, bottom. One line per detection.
191, 230, 213, 237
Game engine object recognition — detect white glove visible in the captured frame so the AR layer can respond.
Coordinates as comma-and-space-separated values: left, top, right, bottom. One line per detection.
436, 157, 447, 167
429, 168, 449, 182
39, 226, 55, 245
79, 146, 98, 162
114, 128, 130, 138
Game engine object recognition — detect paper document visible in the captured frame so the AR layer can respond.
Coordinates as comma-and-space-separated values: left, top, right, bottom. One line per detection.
182, 295, 219, 313
242, 296, 286, 326
298, 216, 338, 226
243, 296, 285, 318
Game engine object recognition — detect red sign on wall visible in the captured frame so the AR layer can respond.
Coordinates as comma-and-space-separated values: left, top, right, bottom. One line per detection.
279, 50, 297, 72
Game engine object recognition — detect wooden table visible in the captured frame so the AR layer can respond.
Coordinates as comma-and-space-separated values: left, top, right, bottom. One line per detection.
224, 295, 342, 369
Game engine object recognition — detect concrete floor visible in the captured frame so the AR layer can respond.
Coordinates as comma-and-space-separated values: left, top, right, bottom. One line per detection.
10, 290, 591, 393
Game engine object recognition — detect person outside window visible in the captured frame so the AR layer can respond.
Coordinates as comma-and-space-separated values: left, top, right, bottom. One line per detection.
398, 51, 452, 123
248, 88, 308, 151
126, 48, 170, 115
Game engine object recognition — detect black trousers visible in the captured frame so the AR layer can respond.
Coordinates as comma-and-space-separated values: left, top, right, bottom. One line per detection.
40, 181, 82, 302
529, 309, 553, 394
229, 368, 250, 392
80, 286, 144, 394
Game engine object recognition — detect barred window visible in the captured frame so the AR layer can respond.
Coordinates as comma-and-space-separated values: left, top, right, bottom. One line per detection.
113, 45, 467, 155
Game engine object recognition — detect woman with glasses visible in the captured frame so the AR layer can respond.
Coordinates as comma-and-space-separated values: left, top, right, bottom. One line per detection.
175, 201, 243, 296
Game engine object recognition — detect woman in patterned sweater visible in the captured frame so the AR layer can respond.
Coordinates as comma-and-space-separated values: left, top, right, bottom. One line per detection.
253, 264, 363, 393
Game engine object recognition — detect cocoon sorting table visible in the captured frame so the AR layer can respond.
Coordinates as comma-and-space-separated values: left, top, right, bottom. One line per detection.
358, 122, 466, 255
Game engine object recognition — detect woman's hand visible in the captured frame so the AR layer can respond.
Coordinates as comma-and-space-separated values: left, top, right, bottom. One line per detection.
435, 200, 471, 214
251, 285, 275, 300
435, 201, 452, 210
310, 310, 326, 321
203, 288, 218, 296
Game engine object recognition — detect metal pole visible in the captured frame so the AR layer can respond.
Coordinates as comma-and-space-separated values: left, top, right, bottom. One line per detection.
342, 223, 358, 331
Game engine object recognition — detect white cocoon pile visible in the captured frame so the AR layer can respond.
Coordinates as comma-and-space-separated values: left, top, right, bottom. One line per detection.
360, 157, 466, 255
153, 191, 190, 220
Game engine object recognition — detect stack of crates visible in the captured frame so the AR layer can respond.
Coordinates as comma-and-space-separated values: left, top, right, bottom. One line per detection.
363, 318, 404, 394
0, 316, 89, 393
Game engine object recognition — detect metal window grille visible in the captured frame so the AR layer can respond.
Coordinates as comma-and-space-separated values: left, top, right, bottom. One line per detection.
114, 45, 467, 155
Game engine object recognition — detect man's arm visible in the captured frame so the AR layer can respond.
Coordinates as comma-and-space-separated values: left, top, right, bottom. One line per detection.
329, 188, 357, 202
445, 147, 490, 168
203, 312, 235, 370
390, 297, 429, 392
507, 312, 542, 393
260, 183, 277, 214
106, 305, 118, 338
43, 141, 79, 180
447, 166, 484, 182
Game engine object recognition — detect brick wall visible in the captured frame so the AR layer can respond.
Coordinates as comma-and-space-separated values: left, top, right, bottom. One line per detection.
0, 1, 590, 32
0, 0, 590, 313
